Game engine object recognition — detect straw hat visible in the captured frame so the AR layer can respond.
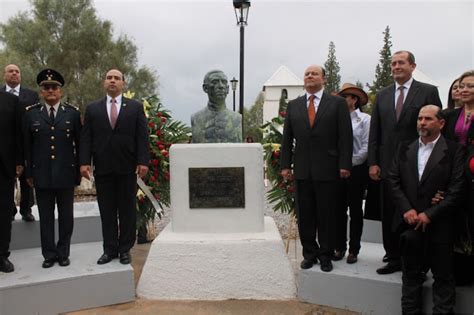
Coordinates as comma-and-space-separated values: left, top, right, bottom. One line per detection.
337, 83, 368, 107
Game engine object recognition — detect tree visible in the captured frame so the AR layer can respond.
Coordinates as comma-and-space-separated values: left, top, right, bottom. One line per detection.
323, 41, 341, 94
0, 0, 157, 112
368, 25, 394, 94
243, 92, 264, 142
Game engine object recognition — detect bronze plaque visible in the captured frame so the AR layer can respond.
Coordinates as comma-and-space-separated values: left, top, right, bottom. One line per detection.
189, 167, 245, 208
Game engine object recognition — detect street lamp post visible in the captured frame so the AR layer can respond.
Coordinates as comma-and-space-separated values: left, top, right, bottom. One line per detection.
233, 0, 250, 138
230, 77, 238, 112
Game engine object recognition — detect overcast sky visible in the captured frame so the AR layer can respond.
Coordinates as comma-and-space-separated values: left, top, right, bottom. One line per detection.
1, 0, 473, 124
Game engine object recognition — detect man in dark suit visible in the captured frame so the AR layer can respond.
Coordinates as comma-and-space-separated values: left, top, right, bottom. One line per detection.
3, 64, 39, 222
0, 91, 23, 273
23, 69, 81, 268
280, 64, 353, 272
80, 69, 149, 265
368, 51, 442, 274
388, 105, 464, 314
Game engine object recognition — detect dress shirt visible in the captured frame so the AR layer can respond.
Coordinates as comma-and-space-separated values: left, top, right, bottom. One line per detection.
44, 103, 60, 118
394, 77, 413, 108
6, 84, 20, 96
417, 134, 441, 180
350, 109, 371, 166
305, 89, 324, 111
106, 94, 122, 121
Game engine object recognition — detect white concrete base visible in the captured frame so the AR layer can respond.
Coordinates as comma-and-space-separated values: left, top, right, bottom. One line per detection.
137, 216, 296, 300
1, 242, 135, 315
297, 241, 474, 314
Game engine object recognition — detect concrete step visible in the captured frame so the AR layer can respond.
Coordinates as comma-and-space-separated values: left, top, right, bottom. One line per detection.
0, 242, 135, 315
11, 201, 102, 250
297, 241, 474, 314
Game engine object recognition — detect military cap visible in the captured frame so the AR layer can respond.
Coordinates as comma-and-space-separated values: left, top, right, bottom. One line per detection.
36, 68, 65, 87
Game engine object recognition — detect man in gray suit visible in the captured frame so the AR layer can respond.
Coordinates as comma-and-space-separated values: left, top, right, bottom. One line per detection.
280, 64, 353, 272
368, 51, 442, 274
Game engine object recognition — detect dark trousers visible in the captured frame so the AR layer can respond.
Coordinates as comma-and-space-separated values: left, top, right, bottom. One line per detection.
400, 229, 455, 314
95, 173, 137, 256
335, 163, 368, 255
0, 173, 14, 258
382, 179, 400, 262
36, 188, 74, 259
295, 179, 339, 261
11, 173, 34, 216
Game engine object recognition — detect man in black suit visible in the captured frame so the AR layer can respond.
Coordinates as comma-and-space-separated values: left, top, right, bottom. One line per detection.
368, 51, 442, 274
0, 91, 23, 273
3, 64, 39, 222
280, 64, 353, 272
388, 105, 464, 314
80, 69, 149, 265
24, 69, 81, 268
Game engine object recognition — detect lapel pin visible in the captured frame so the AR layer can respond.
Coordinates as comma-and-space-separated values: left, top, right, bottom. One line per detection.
122, 103, 127, 107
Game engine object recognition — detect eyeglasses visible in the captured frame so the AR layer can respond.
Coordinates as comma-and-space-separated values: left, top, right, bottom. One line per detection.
41, 85, 60, 91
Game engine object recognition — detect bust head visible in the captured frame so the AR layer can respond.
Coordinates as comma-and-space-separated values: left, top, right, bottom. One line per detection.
203, 70, 229, 107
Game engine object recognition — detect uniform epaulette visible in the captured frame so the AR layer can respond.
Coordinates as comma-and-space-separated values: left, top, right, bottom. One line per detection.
64, 102, 79, 111
25, 103, 42, 111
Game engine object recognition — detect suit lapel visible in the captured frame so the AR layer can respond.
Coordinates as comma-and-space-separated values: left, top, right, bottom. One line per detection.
99, 97, 113, 130
53, 104, 66, 126
40, 105, 52, 125
295, 96, 311, 130
419, 136, 447, 185
406, 140, 419, 185
398, 80, 420, 122
313, 92, 329, 128
115, 96, 129, 128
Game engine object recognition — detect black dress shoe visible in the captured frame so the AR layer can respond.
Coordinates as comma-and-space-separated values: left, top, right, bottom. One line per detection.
21, 213, 35, 222
382, 255, 389, 263
332, 250, 346, 261
300, 259, 314, 269
97, 253, 117, 265
42, 258, 56, 268
347, 253, 358, 264
0, 257, 14, 273
58, 257, 70, 267
320, 259, 333, 272
376, 261, 401, 275
119, 252, 131, 264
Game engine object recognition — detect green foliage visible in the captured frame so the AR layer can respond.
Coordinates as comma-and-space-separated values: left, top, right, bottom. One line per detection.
368, 25, 394, 94
135, 93, 191, 227
0, 0, 157, 112
243, 92, 264, 142
323, 41, 341, 94
261, 111, 295, 215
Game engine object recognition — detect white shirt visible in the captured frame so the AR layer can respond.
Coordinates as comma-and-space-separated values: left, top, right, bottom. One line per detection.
394, 77, 413, 108
417, 134, 441, 180
6, 84, 20, 96
44, 103, 60, 118
350, 109, 371, 166
305, 89, 324, 111
106, 94, 122, 120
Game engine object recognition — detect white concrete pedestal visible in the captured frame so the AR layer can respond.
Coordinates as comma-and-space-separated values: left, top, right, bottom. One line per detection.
137, 217, 296, 300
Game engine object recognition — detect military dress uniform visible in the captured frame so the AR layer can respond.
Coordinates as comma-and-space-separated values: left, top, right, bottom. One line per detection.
23, 69, 81, 266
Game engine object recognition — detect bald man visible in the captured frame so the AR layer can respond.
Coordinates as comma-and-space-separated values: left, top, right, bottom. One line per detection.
80, 69, 149, 265
280, 64, 353, 272
2, 64, 39, 221
388, 105, 465, 313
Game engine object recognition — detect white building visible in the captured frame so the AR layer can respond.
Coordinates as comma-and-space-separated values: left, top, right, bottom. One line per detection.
262, 65, 304, 123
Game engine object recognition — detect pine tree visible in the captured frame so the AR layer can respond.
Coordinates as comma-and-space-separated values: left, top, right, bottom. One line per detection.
323, 41, 341, 94
368, 26, 394, 94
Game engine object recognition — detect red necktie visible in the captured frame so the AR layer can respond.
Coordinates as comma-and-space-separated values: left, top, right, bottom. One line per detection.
308, 95, 316, 127
110, 98, 118, 129
395, 86, 405, 120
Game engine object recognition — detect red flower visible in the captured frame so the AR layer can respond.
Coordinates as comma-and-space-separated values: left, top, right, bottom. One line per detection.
272, 150, 280, 158
150, 176, 157, 182
156, 130, 162, 136
279, 111, 286, 117
148, 122, 155, 129
161, 117, 167, 123
157, 112, 163, 117
161, 150, 169, 157
151, 159, 159, 166
154, 194, 161, 200
158, 144, 165, 150
155, 140, 161, 146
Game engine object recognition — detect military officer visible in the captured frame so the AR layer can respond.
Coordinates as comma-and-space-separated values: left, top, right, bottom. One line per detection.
23, 69, 81, 268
